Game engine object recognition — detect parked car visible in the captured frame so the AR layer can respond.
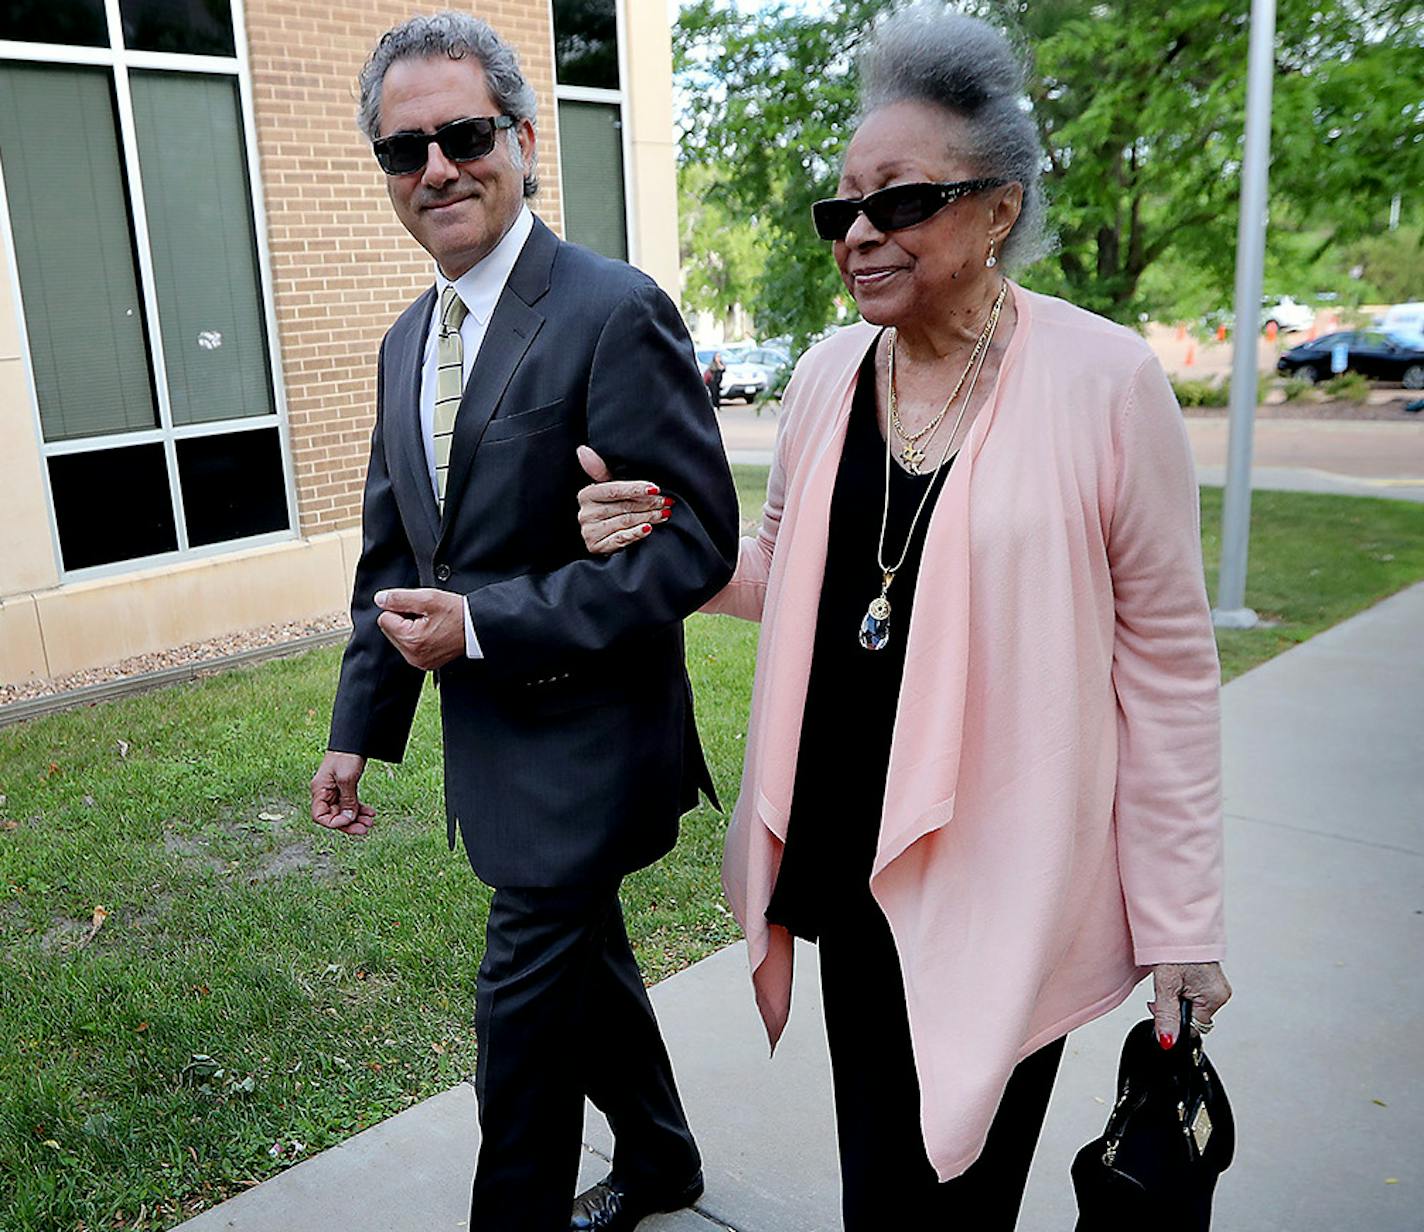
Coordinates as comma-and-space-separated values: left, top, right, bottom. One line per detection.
1276, 330, 1424, 388
720, 359, 769, 403
694, 347, 767, 404
1261, 295, 1315, 333
735, 346, 791, 384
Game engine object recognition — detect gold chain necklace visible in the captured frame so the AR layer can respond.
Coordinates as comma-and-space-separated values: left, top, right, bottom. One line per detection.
888, 289, 1004, 473
859, 283, 1007, 652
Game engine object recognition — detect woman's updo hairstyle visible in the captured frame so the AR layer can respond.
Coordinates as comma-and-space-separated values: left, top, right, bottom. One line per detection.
858, 3, 1051, 269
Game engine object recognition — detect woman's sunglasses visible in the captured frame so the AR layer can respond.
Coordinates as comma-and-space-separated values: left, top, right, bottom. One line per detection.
811, 177, 1007, 242
372, 114, 515, 176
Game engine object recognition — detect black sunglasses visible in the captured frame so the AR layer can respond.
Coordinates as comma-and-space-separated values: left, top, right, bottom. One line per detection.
372, 114, 515, 176
811, 178, 1007, 241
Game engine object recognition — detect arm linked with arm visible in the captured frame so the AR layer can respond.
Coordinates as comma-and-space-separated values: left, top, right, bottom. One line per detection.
328, 341, 427, 762
1109, 356, 1226, 967
465, 283, 741, 680
699, 364, 802, 623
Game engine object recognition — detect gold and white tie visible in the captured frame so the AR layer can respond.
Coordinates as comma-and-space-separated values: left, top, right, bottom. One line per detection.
433, 286, 469, 515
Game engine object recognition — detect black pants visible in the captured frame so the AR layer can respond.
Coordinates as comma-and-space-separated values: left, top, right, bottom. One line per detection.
468, 883, 700, 1232
818, 902, 1064, 1231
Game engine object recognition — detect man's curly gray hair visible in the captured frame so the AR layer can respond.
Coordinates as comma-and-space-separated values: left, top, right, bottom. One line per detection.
858, 3, 1051, 269
357, 10, 538, 197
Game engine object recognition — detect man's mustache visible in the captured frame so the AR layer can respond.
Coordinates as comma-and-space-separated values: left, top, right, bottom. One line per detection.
417, 188, 479, 209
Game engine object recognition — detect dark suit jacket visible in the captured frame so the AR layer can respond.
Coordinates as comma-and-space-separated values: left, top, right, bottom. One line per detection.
329, 217, 740, 888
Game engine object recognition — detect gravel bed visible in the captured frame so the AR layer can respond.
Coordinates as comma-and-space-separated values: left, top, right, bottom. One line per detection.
0, 613, 352, 706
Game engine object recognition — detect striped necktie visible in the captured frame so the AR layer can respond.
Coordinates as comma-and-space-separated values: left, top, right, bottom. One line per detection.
433, 286, 470, 514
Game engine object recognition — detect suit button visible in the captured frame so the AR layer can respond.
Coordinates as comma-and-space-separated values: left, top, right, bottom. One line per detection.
434, 563, 452, 583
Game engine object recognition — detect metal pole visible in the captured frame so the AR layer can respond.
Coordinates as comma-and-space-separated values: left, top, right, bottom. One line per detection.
1214, 0, 1277, 629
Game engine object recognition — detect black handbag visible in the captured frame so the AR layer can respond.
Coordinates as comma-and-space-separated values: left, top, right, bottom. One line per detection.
1072, 998, 1235, 1231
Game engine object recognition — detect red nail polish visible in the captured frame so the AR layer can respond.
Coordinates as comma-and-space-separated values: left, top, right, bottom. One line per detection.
646, 486, 660, 496
1159, 1033, 1175, 1051
662, 507, 673, 518
641, 524, 652, 534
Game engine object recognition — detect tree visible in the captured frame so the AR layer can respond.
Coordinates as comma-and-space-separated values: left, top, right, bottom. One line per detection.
674, 0, 1424, 343
678, 163, 769, 334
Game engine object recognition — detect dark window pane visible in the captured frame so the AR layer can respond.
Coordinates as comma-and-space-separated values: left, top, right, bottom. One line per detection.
119, 0, 235, 56
49, 444, 177, 571
0, 64, 159, 441
557, 100, 627, 261
176, 429, 289, 547
0, 0, 108, 48
552, 0, 618, 89
129, 72, 274, 425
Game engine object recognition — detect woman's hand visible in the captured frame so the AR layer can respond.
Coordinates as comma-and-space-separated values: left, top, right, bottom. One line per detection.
575, 446, 672, 555
1149, 962, 1232, 1048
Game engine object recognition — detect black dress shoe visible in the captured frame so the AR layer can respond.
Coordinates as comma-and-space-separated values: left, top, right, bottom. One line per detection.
569, 1171, 704, 1231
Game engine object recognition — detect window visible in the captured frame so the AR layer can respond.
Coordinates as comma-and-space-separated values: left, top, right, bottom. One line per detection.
0, 4, 293, 577
552, 0, 630, 262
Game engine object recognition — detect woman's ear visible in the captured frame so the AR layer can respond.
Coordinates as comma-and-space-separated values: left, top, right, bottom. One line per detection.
988, 182, 1024, 245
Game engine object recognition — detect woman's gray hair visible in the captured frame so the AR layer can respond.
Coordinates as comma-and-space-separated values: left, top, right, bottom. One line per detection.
858, 3, 1051, 269
357, 11, 538, 197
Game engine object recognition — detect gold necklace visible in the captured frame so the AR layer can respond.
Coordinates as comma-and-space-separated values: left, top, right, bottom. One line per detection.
888, 290, 1004, 473
859, 283, 1007, 652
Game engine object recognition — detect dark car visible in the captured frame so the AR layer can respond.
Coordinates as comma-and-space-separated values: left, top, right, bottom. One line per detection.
1277, 330, 1424, 389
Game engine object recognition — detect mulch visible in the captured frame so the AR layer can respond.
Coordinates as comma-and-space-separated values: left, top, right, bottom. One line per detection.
1181, 394, 1423, 422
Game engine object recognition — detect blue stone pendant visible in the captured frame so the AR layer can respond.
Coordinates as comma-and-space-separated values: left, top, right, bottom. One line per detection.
859, 593, 892, 651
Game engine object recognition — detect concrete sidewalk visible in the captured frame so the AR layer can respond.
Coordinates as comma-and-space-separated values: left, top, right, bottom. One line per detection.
178, 582, 1424, 1232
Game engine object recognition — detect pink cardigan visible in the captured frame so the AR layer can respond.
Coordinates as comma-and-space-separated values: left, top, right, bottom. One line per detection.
704, 284, 1225, 1180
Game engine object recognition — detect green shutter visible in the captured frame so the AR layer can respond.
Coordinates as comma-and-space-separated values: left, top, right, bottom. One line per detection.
129, 71, 273, 426
0, 63, 157, 442
557, 100, 628, 262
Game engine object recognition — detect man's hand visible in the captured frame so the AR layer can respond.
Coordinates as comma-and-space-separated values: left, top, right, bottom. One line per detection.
374, 588, 467, 669
575, 445, 671, 555
311, 750, 374, 838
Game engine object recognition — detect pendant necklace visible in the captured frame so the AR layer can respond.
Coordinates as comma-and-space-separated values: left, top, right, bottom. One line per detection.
859, 283, 1007, 652
889, 295, 999, 475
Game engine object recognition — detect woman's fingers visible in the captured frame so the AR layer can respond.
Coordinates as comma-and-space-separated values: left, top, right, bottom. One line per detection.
576, 480, 666, 510
1150, 962, 1232, 1046
590, 521, 659, 555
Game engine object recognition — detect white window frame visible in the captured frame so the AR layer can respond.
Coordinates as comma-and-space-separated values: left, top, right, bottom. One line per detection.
548, 0, 638, 266
0, 0, 299, 584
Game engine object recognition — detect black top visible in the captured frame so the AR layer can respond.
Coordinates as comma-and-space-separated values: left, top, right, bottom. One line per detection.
766, 335, 953, 941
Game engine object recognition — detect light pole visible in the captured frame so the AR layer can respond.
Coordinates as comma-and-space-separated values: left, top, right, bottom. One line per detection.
1213, 0, 1277, 630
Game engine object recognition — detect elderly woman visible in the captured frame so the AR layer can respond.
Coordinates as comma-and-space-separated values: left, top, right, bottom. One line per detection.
578, 6, 1230, 1227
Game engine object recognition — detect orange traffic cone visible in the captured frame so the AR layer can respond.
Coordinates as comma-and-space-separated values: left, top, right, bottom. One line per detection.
1265, 320, 1278, 342
1215, 323, 1227, 342
1176, 323, 1187, 341
1185, 342, 1197, 367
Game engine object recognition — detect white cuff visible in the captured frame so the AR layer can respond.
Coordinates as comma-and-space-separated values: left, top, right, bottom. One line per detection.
463, 599, 483, 659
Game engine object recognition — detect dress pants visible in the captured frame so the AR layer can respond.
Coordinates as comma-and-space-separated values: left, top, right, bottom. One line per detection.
468, 882, 700, 1232
818, 899, 1065, 1232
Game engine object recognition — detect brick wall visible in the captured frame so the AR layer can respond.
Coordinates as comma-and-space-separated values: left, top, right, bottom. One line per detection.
242, 0, 564, 535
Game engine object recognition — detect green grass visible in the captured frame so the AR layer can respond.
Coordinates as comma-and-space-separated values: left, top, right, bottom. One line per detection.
2, 472, 1422, 1228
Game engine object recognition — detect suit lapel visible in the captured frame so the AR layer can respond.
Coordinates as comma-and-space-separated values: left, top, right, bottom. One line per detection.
385, 286, 441, 547
437, 218, 557, 540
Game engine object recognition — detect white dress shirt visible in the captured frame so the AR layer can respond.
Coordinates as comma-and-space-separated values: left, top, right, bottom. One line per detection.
419, 205, 535, 659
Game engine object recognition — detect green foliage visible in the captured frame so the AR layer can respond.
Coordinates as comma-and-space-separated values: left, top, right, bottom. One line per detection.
673, 0, 1424, 340
1338, 224, 1424, 306
678, 163, 769, 329
1170, 376, 1230, 407
1323, 371, 1371, 403
1278, 376, 1314, 402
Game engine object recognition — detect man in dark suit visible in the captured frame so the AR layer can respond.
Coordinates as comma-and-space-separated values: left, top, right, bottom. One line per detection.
308, 14, 739, 1231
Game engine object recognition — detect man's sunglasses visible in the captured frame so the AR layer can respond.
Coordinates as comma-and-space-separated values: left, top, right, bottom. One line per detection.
372, 114, 515, 176
811, 177, 1007, 242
